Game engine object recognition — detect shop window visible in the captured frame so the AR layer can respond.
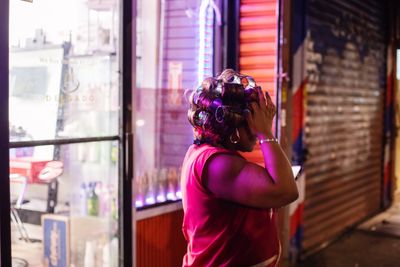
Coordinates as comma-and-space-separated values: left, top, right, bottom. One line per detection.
9, 1, 119, 142
134, 0, 219, 208
10, 142, 119, 266
9, 0, 122, 266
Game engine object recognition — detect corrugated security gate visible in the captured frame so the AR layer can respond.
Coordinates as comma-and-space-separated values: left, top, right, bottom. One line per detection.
239, 0, 278, 164
298, 0, 387, 253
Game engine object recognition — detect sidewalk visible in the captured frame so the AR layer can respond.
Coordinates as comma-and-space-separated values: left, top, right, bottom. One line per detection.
297, 193, 400, 267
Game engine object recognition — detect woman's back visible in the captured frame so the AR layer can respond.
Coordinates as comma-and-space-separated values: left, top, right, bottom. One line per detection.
181, 144, 280, 267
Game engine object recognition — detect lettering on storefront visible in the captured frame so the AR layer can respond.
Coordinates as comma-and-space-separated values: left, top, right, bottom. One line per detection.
168, 61, 183, 106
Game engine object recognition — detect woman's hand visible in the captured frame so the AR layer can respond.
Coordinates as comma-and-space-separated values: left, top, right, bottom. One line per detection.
244, 87, 276, 139
205, 87, 298, 209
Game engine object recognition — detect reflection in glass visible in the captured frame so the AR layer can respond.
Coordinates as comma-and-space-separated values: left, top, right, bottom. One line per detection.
9, 141, 119, 267
9, 0, 120, 141
135, 166, 182, 208
135, 0, 214, 208
134, 88, 191, 208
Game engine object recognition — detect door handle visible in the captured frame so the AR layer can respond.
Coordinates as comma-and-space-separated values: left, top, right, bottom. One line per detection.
125, 132, 133, 182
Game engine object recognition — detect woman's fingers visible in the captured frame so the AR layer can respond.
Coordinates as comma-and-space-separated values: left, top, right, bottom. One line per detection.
246, 95, 274, 135
256, 87, 276, 116
257, 87, 266, 102
265, 91, 276, 114
250, 101, 261, 113
265, 90, 272, 105
257, 87, 267, 110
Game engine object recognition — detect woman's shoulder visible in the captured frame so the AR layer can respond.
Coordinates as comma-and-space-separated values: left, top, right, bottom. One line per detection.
192, 143, 235, 152
194, 144, 247, 168
183, 144, 246, 172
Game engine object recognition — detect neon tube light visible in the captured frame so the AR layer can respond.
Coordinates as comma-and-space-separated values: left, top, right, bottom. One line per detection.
198, 0, 219, 84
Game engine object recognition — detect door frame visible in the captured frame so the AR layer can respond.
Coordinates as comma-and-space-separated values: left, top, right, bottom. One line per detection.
0, 0, 11, 266
120, 0, 135, 266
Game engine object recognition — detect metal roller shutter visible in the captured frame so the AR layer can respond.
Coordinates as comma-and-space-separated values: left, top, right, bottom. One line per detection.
302, 0, 387, 253
239, 0, 278, 164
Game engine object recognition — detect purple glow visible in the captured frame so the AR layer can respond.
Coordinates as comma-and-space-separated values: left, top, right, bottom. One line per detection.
135, 200, 144, 207
145, 196, 156, 205
197, 0, 215, 84
156, 194, 166, 202
176, 190, 182, 199
166, 192, 177, 201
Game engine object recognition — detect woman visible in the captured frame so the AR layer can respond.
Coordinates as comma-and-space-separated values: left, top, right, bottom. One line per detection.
181, 69, 298, 267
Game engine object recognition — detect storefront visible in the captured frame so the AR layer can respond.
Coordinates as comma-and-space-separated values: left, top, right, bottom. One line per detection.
1, 0, 291, 265
3, 0, 397, 266
0, 0, 287, 266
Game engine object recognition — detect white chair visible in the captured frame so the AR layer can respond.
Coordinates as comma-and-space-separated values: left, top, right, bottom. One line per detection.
10, 174, 31, 243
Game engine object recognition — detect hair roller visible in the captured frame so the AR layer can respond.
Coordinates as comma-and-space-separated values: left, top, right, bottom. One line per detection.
217, 69, 237, 83
210, 98, 222, 112
247, 76, 256, 88
194, 110, 210, 126
192, 87, 202, 106
187, 109, 210, 127
215, 106, 225, 123
187, 109, 197, 127
215, 106, 244, 126
201, 77, 218, 94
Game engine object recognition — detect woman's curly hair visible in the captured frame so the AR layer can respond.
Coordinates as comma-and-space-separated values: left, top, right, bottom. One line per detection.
187, 69, 258, 146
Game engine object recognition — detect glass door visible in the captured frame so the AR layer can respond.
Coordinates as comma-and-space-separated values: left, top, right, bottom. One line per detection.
4, 0, 132, 266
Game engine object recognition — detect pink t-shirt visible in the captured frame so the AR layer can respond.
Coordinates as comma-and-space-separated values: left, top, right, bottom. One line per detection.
181, 144, 280, 267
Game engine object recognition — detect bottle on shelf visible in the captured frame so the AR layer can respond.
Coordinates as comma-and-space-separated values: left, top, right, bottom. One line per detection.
84, 240, 95, 267
87, 182, 99, 216
99, 182, 110, 217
